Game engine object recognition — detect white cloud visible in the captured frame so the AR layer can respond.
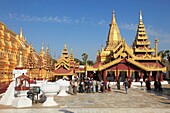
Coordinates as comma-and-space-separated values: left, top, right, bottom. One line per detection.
120, 23, 137, 31
6, 13, 104, 25
7, 13, 72, 24
4, 13, 111, 26
97, 20, 107, 25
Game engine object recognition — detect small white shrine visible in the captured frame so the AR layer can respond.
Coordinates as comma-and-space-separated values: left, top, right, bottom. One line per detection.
12, 73, 32, 108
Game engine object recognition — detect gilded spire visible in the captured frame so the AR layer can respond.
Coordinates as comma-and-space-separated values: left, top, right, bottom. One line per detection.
140, 10, 142, 20
101, 45, 104, 52
46, 44, 49, 53
30, 42, 33, 52
105, 10, 121, 51
111, 10, 116, 25
19, 27, 23, 38
62, 43, 69, 59
64, 43, 67, 48
40, 42, 45, 56
17, 49, 24, 68
70, 48, 73, 54
136, 10, 147, 39
139, 10, 143, 25
133, 10, 155, 56
70, 48, 74, 62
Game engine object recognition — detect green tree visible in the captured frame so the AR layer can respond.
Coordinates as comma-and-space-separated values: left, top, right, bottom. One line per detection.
82, 53, 88, 65
82, 53, 88, 77
158, 50, 170, 60
87, 60, 94, 66
74, 58, 83, 64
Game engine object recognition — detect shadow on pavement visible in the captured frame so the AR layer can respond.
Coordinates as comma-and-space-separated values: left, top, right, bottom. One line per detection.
113, 90, 127, 94
146, 88, 170, 100
159, 101, 170, 104
58, 109, 74, 113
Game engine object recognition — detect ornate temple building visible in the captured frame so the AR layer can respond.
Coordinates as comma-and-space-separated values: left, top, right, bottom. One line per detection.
86, 11, 166, 82
53, 44, 83, 80
0, 22, 53, 84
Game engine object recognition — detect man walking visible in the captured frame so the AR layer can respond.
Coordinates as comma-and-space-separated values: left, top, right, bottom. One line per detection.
123, 78, 129, 94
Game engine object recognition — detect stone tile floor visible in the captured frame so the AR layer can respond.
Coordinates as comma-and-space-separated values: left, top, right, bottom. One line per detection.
0, 85, 170, 113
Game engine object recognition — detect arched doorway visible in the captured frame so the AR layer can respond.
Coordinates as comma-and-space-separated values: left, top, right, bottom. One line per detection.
134, 71, 139, 82
106, 71, 115, 82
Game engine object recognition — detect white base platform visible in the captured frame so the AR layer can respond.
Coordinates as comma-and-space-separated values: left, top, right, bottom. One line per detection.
12, 97, 32, 108
57, 86, 69, 96
110, 81, 168, 86
42, 93, 58, 106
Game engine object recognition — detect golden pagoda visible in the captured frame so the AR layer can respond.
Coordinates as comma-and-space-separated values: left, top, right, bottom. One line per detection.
87, 10, 166, 82
0, 22, 53, 86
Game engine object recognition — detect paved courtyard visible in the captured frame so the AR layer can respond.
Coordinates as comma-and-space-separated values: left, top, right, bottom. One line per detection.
0, 85, 170, 113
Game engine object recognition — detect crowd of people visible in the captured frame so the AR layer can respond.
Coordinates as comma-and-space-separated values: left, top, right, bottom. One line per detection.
68, 77, 133, 95
144, 77, 162, 92
68, 76, 164, 95
69, 77, 112, 95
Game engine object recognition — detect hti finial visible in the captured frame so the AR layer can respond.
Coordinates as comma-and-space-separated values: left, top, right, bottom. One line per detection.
20, 27, 23, 38
70, 48, 73, 53
140, 10, 142, 20
112, 10, 115, 17
64, 43, 67, 48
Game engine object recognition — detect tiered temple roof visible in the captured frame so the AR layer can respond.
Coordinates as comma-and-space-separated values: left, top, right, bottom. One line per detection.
133, 11, 155, 57
53, 44, 80, 76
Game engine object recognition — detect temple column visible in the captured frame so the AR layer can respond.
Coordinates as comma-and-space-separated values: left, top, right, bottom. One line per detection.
140, 71, 143, 81
103, 70, 107, 80
148, 71, 151, 81
128, 65, 130, 78
160, 71, 163, 81
156, 71, 158, 81
116, 65, 118, 81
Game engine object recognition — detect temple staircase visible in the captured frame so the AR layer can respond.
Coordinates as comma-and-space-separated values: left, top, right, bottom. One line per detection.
0, 81, 15, 105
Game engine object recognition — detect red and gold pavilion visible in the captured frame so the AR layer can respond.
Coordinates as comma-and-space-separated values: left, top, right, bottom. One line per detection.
53, 44, 83, 80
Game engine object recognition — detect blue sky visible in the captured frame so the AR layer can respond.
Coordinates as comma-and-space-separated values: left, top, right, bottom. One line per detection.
0, 0, 170, 60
